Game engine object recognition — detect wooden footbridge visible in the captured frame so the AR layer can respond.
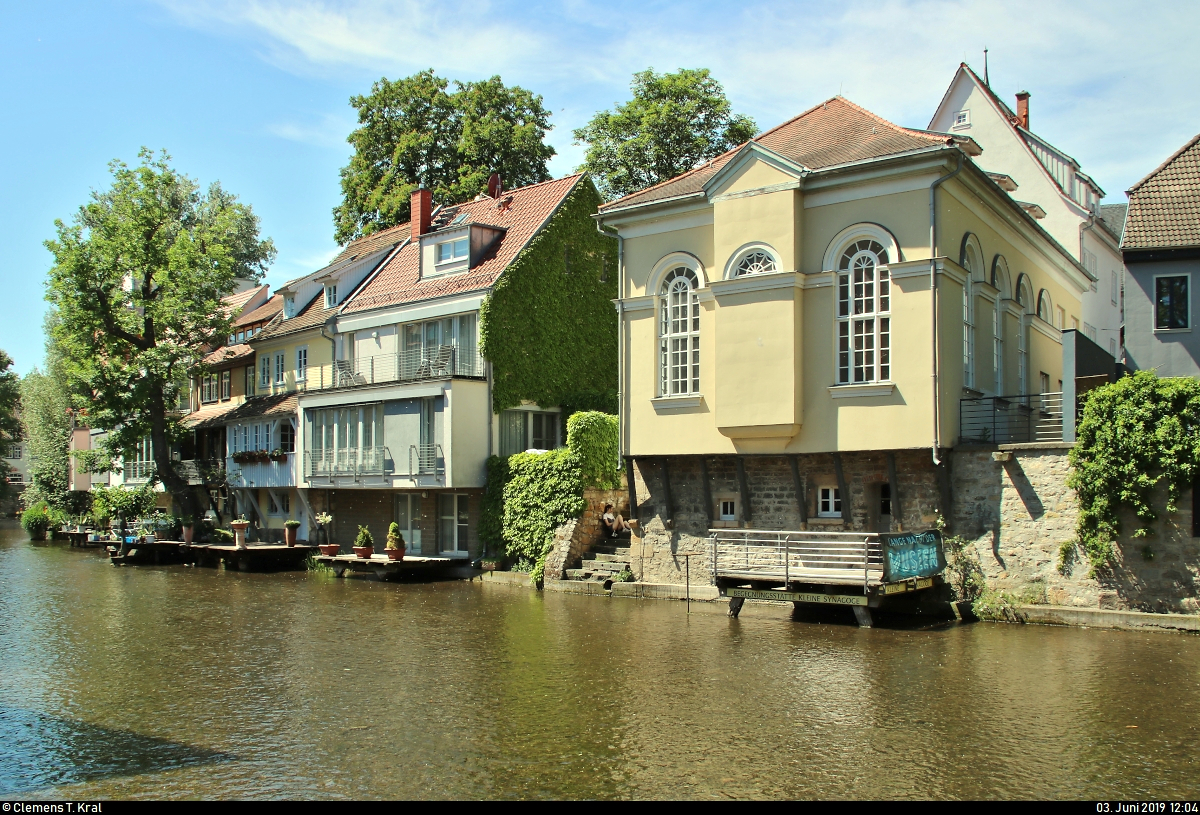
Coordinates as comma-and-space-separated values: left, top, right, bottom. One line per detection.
709, 528, 946, 627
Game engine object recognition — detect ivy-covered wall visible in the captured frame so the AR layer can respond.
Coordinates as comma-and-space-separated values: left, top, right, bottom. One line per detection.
479, 177, 618, 415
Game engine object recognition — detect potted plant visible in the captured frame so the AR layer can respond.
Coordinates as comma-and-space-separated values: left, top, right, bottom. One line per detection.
385, 522, 406, 561
352, 525, 374, 559
284, 519, 301, 547
315, 512, 338, 555
181, 515, 195, 545
479, 557, 501, 572
230, 515, 251, 549
269, 448, 288, 462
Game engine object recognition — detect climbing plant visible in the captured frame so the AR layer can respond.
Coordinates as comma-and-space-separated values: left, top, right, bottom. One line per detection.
566, 411, 620, 489
501, 449, 585, 584
479, 454, 512, 557
479, 177, 618, 415
1068, 370, 1200, 569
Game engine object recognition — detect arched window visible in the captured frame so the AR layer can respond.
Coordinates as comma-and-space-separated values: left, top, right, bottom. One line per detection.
836, 240, 890, 384
660, 267, 700, 396
1037, 290, 1052, 323
733, 248, 777, 277
962, 251, 978, 390
991, 256, 1010, 396
1015, 274, 1034, 396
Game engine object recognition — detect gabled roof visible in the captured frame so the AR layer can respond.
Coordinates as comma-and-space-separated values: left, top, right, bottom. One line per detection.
600, 97, 958, 213
250, 289, 327, 342
1123, 133, 1200, 250
341, 174, 585, 314
209, 392, 298, 426
235, 293, 284, 327
182, 400, 240, 429
1099, 204, 1127, 243
221, 284, 268, 315
202, 343, 254, 369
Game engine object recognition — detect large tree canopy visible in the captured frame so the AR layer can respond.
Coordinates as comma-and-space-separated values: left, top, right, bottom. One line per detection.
573, 68, 757, 200
45, 148, 275, 516
333, 70, 555, 244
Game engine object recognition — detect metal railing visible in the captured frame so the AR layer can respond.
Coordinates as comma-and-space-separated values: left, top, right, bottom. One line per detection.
710, 529, 886, 590
304, 446, 391, 480
123, 461, 155, 483
178, 458, 226, 486
959, 392, 1065, 445
408, 444, 444, 476
312, 345, 485, 390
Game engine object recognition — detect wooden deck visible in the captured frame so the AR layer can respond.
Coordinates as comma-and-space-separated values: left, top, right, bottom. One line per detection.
106, 540, 317, 571
316, 553, 462, 580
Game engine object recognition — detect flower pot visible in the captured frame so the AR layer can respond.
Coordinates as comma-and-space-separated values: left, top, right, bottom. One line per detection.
230, 521, 250, 550
353, 546, 374, 559
386, 547, 406, 561
480, 560, 499, 572
182, 526, 194, 545
319, 544, 340, 557
284, 526, 297, 546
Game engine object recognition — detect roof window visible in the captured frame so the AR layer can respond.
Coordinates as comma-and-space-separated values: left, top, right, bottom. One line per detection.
436, 238, 469, 265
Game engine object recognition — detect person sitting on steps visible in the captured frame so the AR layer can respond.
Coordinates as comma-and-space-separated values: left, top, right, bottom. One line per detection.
600, 504, 629, 538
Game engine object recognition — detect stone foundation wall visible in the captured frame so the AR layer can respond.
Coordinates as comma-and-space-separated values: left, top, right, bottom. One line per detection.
628, 451, 945, 586
950, 445, 1200, 613
542, 484, 629, 581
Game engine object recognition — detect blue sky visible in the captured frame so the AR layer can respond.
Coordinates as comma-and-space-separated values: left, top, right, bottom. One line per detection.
3, 0, 1198, 375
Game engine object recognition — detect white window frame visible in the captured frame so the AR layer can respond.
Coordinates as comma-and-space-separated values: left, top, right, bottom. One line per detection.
296, 346, 308, 383
725, 244, 780, 279
817, 486, 841, 518
436, 238, 469, 265
659, 267, 701, 397
953, 109, 970, 128
439, 493, 469, 556
1111, 270, 1119, 307
992, 303, 1003, 395
1153, 272, 1191, 332
325, 283, 338, 308
260, 355, 270, 389
221, 370, 231, 400
835, 239, 891, 385
274, 352, 285, 385
719, 500, 737, 522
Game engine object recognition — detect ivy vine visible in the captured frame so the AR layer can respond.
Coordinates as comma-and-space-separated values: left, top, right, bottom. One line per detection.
479, 176, 619, 415
501, 449, 586, 585
1068, 370, 1200, 569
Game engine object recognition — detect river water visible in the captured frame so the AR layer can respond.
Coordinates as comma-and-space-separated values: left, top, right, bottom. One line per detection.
1, 521, 1198, 800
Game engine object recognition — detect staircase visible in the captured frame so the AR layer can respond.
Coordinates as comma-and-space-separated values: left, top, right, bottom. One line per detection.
566, 534, 632, 584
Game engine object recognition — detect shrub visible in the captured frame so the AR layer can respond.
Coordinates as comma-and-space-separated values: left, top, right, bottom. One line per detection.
502, 449, 585, 584
354, 525, 374, 549
566, 411, 620, 489
284, 519, 301, 530
479, 455, 512, 556
211, 528, 234, 543
386, 522, 404, 549
21, 501, 53, 540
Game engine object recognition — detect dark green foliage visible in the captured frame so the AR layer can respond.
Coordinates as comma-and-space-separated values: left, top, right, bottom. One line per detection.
20, 350, 72, 511
480, 178, 618, 414
502, 449, 585, 584
44, 149, 274, 518
92, 485, 157, 525
334, 70, 555, 243
386, 521, 404, 548
573, 68, 757, 200
1069, 370, 1200, 569
480, 454, 512, 557
0, 350, 20, 499
566, 411, 620, 489
21, 501, 55, 540
354, 525, 374, 548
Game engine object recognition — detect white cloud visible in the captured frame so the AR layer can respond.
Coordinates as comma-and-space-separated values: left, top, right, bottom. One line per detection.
161, 0, 1200, 196
266, 112, 354, 149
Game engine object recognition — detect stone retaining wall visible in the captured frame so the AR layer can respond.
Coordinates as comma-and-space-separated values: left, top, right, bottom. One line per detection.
541, 484, 629, 581
950, 445, 1200, 613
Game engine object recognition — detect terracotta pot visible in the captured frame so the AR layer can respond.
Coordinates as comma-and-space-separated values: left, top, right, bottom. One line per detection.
353, 546, 374, 559
284, 526, 298, 546
386, 547, 406, 561
319, 544, 340, 556
182, 526, 194, 545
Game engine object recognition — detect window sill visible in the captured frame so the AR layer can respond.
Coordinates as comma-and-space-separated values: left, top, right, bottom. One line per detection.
652, 395, 705, 412
1154, 327, 1192, 334
828, 382, 895, 399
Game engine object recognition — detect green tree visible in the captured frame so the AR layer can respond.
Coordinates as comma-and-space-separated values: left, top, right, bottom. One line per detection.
0, 350, 21, 499
44, 149, 275, 519
573, 68, 758, 200
19, 315, 74, 511
334, 70, 555, 243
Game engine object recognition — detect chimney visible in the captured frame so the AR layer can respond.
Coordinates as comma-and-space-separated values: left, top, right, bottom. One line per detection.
486, 172, 502, 199
1015, 91, 1030, 130
411, 187, 432, 240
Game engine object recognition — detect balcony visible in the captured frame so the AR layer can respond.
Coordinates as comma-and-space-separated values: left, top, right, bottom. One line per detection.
226, 454, 294, 488
959, 392, 1065, 445
178, 458, 226, 486
408, 444, 445, 476
123, 461, 155, 484
309, 346, 485, 391
304, 446, 390, 482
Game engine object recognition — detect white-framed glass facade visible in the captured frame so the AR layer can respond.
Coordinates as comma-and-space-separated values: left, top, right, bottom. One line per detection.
659, 267, 700, 396
836, 240, 890, 384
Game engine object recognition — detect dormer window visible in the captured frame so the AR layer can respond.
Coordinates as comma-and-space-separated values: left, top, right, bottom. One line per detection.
284, 295, 295, 318
325, 284, 338, 308
436, 238, 469, 265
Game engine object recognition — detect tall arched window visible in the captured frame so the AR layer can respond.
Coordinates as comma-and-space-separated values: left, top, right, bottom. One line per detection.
991, 256, 1010, 396
960, 235, 984, 391
836, 240, 890, 384
660, 267, 700, 396
1016, 275, 1034, 396
1037, 290, 1052, 323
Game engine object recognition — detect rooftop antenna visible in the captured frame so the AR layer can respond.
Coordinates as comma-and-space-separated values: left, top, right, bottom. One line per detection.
984, 48, 990, 87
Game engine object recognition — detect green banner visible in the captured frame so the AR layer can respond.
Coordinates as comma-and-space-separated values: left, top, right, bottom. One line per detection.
880, 530, 945, 582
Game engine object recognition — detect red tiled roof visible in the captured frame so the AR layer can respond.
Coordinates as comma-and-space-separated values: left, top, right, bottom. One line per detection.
341, 174, 584, 314
600, 97, 950, 212
202, 343, 254, 369
1124, 133, 1200, 250
210, 393, 298, 425
236, 293, 284, 327
221, 284, 268, 315
251, 289, 330, 342
182, 400, 240, 428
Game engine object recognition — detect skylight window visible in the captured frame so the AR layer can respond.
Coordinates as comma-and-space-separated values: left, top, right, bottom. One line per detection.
452, 213, 468, 225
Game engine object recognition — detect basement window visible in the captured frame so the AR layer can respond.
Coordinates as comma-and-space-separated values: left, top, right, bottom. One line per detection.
818, 486, 841, 518
719, 500, 737, 522
880, 483, 891, 516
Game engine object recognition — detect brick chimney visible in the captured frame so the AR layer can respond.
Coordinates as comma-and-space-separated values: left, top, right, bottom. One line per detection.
411, 187, 432, 241
1015, 91, 1030, 130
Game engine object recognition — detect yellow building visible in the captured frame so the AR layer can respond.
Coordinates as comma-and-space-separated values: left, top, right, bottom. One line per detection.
596, 97, 1093, 583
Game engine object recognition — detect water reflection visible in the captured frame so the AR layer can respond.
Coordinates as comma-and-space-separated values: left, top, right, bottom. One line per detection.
0, 522, 1198, 799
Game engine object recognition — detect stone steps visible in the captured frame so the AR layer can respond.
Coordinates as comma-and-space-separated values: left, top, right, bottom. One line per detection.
587, 544, 631, 557
589, 552, 628, 563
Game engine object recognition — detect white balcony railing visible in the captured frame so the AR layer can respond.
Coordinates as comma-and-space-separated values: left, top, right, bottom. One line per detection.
309, 345, 485, 390
226, 453, 296, 488
123, 461, 155, 483
304, 446, 390, 481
